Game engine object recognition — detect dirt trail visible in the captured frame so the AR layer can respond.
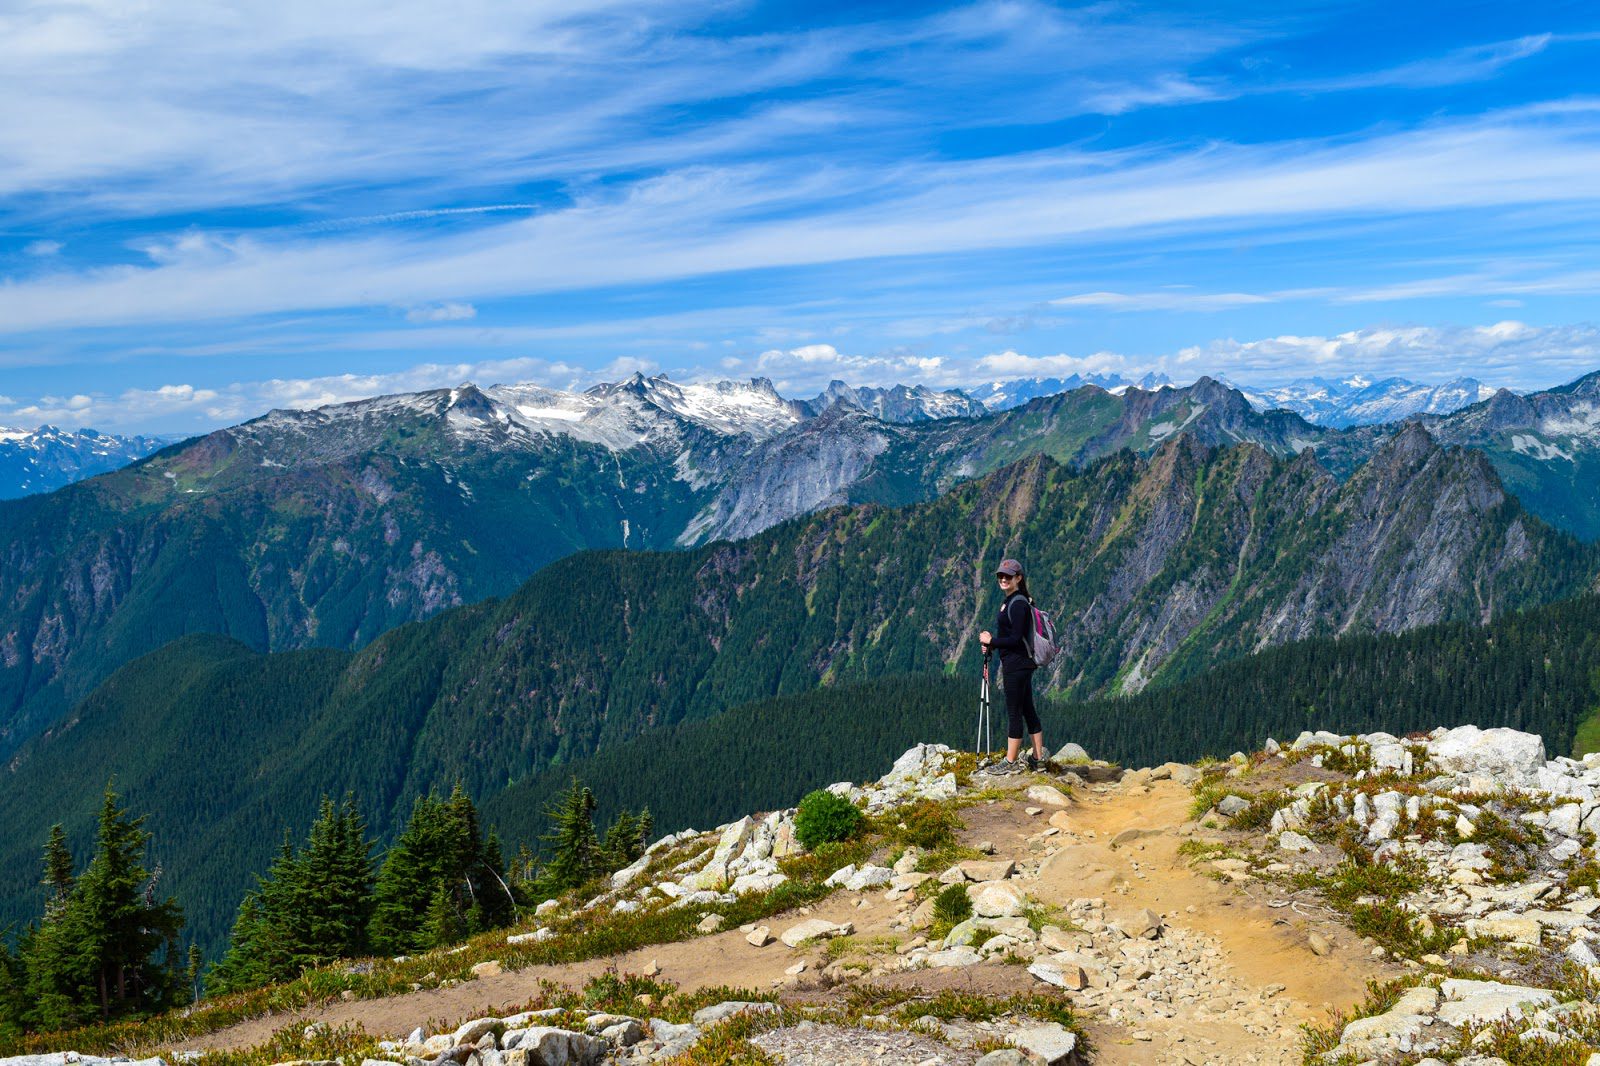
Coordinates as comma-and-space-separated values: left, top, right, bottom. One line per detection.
171, 775, 1387, 1063
1031, 777, 1391, 1064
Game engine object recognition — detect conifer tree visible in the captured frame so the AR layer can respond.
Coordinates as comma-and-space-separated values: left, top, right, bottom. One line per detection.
369, 787, 510, 954
601, 809, 641, 873
541, 780, 598, 891
421, 883, 464, 948
41, 825, 73, 916
638, 809, 654, 855
0, 933, 23, 1042
184, 945, 202, 1006
211, 797, 373, 994
23, 786, 184, 1029
298, 796, 373, 961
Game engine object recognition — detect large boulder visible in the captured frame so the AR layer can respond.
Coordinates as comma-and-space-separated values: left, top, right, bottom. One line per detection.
1426, 727, 1547, 788
1009, 1023, 1083, 1065
780, 918, 852, 947
969, 881, 1027, 918
1436, 979, 1558, 1027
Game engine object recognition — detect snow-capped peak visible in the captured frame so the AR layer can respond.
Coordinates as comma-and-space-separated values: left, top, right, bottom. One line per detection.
1239, 376, 1496, 428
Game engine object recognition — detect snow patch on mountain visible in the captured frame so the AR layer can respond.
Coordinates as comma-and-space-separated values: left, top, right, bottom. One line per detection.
806, 380, 985, 422
1510, 434, 1574, 462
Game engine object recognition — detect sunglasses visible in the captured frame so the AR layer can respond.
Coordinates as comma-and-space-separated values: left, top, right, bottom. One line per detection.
996, 574, 1017, 581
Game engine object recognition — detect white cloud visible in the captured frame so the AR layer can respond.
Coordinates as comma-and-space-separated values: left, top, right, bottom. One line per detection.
973, 349, 1138, 378
6, 105, 1600, 335
405, 302, 476, 323
23, 239, 62, 256
1175, 321, 1600, 387
1052, 289, 1274, 312
7, 320, 1595, 433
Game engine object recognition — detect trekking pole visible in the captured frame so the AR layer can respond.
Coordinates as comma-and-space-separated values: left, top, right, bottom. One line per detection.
977, 651, 993, 760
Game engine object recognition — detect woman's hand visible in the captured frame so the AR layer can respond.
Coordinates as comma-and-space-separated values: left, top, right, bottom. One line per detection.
979, 630, 992, 647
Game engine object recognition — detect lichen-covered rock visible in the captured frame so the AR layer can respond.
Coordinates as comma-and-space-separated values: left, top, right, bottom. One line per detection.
1427, 726, 1547, 787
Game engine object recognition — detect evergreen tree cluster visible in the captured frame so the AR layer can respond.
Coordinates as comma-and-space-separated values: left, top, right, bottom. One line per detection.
208, 796, 372, 994
537, 780, 651, 895
0, 787, 185, 1036
368, 786, 513, 957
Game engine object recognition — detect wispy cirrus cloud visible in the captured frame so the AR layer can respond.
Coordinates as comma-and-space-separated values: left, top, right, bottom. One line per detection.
1051, 289, 1277, 312
5, 105, 1600, 336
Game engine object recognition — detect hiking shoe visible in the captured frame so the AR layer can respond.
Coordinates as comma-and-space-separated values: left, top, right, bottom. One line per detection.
1028, 747, 1050, 772
978, 758, 1016, 777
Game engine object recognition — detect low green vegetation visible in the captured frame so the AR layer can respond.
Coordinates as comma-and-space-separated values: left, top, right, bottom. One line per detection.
793, 790, 865, 850
929, 883, 973, 940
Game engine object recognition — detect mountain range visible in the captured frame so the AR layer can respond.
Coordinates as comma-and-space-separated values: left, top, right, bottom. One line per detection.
6, 367, 1600, 761
0, 373, 1332, 757
2, 425, 1593, 958
0, 425, 170, 500
1233, 376, 1496, 428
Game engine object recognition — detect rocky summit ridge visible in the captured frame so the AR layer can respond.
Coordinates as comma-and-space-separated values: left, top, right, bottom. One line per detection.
21, 719, 1600, 1065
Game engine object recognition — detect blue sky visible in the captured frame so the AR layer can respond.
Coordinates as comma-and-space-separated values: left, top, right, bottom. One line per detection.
2, 0, 1599, 433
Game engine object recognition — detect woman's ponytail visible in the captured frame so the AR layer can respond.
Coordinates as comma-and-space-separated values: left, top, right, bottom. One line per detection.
1015, 574, 1032, 601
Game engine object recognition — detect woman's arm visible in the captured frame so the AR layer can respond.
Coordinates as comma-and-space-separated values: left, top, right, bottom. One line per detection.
987, 597, 1031, 652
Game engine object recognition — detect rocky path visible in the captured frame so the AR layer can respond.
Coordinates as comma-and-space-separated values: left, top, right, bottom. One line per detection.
1028, 773, 1390, 1064
169, 768, 1387, 1064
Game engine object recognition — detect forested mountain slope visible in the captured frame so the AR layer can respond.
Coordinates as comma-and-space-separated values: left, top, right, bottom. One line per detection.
0, 375, 1332, 757
1, 430, 1592, 957
480, 591, 1600, 863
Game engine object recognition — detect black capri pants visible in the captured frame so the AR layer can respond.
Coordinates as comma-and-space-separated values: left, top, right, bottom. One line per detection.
1002, 670, 1041, 739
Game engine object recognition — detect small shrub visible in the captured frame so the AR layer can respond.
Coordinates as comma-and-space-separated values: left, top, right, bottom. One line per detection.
885, 800, 962, 850
794, 790, 865, 850
931, 882, 972, 933
1230, 789, 1292, 830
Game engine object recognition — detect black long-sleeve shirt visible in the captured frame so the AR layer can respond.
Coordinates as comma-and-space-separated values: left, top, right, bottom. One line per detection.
990, 592, 1035, 675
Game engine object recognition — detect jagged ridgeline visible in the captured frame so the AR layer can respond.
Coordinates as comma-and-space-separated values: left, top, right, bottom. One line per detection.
0, 429, 1596, 958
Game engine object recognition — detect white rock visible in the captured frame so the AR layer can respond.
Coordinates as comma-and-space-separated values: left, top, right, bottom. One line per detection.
842, 865, 894, 891
1025, 785, 1071, 808
1292, 730, 1345, 750
1028, 959, 1088, 990
823, 864, 858, 888
923, 946, 983, 968
729, 871, 788, 895
692, 1001, 781, 1026
1277, 831, 1317, 854
1336, 1013, 1453, 1058
969, 881, 1027, 918
1426, 727, 1547, 787
780, 918, 852, 947
1437, 979, 1558, 1027
1009, 1023, 1081, 1065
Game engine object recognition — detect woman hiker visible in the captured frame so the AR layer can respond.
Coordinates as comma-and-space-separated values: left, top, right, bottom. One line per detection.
978, 558, 1048, 775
